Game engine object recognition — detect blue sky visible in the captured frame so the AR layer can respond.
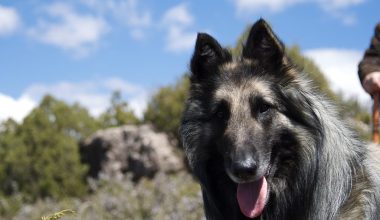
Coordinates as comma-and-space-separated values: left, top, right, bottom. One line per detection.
0, 0, 379, 121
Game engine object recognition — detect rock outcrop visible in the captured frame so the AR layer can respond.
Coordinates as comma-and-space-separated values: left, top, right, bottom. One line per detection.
80, 124, 183, 181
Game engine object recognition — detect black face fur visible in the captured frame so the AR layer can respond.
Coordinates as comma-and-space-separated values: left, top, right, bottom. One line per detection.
181, 19, 323, 219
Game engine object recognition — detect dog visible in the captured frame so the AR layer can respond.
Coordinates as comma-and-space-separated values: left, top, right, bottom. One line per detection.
180, 19, 380, 220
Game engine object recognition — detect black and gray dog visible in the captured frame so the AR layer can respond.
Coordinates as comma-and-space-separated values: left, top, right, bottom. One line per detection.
180, 19, 380, 220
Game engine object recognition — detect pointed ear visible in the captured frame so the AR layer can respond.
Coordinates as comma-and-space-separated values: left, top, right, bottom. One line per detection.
191, 33, 231, 79
242, 19, 285, 67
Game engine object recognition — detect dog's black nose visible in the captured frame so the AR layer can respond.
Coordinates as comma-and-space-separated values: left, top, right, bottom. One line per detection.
230, 158, 257, 179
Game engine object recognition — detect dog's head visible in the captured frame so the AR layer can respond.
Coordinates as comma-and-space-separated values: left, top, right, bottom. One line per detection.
182, 19, 321, 218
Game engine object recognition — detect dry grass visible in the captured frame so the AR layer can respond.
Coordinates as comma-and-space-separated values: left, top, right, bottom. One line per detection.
4, 171, 204, 220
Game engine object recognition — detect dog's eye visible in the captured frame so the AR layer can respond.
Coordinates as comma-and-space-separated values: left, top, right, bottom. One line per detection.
215, 107, 227, 119
259, 103, 271, 114
213, 101, 229, 120
249, 96, 272, 117
216, 110, 227, 119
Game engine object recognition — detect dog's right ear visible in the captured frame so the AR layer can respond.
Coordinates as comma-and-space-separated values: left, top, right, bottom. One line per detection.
191, 33, 231, 80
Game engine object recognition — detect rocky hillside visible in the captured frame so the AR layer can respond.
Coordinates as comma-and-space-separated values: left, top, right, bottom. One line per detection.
5, 124, 204, 220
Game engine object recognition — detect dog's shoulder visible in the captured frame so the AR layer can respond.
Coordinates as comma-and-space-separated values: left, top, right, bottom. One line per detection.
339, 143, 380, 220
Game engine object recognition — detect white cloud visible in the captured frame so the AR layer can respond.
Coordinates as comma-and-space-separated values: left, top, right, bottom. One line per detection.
317, 0, 365, 10
317, 0, 365, 25
304, 48, 371, 105
0, 93, 36, 122
161, 3, 194, 26
233, 0, 305, 13
0, 78, 149, 122
333, 12, 356, 26
116, 0, 151, 28
103, 78, 145, 94
80, 0, 152, 40
161, 3, 197, 53
165, 26, 197, 53
231, 0, 365, 24
130, 29, 145, 40
28, 3, 109, 57
0, 4, 21, 36
23, 78, 149, 118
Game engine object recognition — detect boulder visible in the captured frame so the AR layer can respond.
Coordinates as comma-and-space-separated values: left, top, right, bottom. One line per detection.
80, 124, 183, 181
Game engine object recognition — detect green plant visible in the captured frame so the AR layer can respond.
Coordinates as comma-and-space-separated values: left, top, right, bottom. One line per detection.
41, 209, 75, 220
99, 91, 140, 127
0, 95, 93, 201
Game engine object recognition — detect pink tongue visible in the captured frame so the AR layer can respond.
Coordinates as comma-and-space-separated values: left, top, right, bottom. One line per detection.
237, 177, 267, 218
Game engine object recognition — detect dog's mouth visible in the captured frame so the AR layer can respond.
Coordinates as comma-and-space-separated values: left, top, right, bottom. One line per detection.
227, 163, 272, 219
236, 177, 268, 218
224, 156, 272, 218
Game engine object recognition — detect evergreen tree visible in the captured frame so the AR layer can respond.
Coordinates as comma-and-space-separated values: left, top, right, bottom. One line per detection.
99, 91, 139, 127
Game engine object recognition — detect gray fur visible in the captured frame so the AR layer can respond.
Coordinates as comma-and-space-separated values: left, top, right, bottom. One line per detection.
181, 19, 380, 220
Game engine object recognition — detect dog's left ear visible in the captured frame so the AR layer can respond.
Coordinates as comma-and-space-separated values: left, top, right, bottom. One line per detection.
242, 19, 285, 68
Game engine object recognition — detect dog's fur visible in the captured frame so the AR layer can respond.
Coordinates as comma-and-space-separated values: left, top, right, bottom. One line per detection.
180, 19, 380, 220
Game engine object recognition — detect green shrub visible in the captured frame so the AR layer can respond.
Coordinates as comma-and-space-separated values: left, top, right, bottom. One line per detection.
0, 95, 95, 202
